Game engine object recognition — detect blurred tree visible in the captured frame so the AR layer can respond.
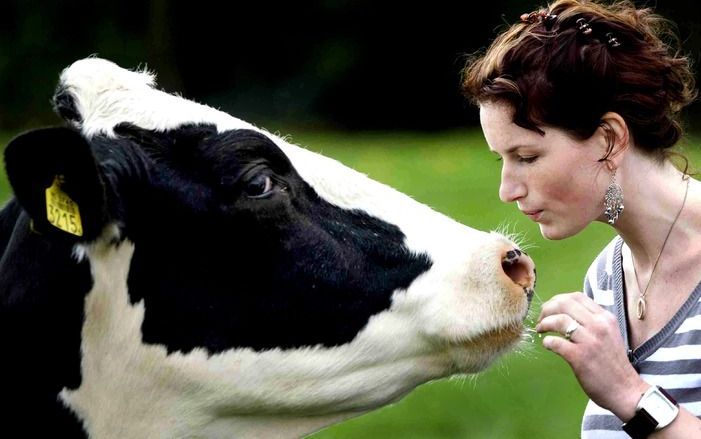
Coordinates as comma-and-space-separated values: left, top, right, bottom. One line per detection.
1, 0, 699, 131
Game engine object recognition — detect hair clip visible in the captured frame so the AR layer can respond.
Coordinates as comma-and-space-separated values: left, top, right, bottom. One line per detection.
576, 17, 593, 35
520, 10, 550, 24
543, 14, 558, 30
520, 11, 540, 24
605, 32, 621, 48
520, 10, 558, 30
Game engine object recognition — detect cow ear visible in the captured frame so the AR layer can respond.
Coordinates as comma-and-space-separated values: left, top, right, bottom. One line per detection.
4, 127, 108, 242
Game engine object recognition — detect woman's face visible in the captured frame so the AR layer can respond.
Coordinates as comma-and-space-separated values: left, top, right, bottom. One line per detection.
479, 102, 610, 240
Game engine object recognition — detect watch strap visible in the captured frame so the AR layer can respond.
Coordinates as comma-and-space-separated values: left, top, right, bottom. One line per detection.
622, 407, 658, 439
622, 386, 679, 438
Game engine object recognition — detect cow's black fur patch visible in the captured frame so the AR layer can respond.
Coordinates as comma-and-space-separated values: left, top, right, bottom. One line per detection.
0, 199, 90, 437
1, 123, 432, 435
113, 124, 433, 352
53, 86, 83, 124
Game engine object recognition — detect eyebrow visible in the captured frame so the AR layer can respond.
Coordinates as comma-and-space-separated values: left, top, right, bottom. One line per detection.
491, 144, 531, 155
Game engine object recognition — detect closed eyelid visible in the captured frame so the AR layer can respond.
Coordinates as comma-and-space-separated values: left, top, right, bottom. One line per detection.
518, 155, 538, 163
492, 150, 536, 160
511, 148, 539, 160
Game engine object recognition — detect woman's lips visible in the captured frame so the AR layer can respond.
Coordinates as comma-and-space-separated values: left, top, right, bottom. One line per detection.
522, 209, 543, 221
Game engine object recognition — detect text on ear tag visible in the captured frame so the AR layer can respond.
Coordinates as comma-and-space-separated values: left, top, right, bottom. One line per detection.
45, 175, 83, 236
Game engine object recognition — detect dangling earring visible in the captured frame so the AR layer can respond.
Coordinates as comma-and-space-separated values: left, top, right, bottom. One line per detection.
604, 170, 624, 224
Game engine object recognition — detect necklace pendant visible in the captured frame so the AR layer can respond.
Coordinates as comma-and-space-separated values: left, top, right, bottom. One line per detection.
636, 296, 647, 320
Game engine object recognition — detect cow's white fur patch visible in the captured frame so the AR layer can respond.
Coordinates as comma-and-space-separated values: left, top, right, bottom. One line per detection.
57, 58, 533, 438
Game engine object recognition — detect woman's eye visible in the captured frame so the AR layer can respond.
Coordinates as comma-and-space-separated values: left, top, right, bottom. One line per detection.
519, 155, 538, 164
243, 173, 274, 198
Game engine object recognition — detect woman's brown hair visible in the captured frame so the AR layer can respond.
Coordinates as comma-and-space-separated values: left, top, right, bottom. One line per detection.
462, 0, 697, 157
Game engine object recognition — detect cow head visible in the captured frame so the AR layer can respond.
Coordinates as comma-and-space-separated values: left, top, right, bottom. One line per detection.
2, 58, 535, 438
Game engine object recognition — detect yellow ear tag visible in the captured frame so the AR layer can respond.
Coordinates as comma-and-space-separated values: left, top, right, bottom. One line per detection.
45, 176, 83, 236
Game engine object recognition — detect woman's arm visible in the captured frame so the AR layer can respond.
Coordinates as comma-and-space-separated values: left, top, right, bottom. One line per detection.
536, 292, 701, 437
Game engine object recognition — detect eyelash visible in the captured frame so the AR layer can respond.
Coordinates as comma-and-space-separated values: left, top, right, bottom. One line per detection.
494, 156, 538, 164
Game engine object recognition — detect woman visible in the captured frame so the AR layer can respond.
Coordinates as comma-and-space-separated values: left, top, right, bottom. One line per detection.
462, 1, 701, 438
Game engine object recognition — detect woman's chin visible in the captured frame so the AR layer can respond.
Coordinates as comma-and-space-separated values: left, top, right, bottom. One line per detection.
538, 222, 577, 241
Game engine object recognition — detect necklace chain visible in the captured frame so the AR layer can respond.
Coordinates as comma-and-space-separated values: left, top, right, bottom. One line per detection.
632, 177, 691, 320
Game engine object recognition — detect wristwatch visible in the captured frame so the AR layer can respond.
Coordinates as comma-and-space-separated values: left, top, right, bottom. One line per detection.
622, 385, 679, 438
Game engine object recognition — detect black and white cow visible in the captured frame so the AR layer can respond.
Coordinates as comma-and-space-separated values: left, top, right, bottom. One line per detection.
0, 58, 535, 438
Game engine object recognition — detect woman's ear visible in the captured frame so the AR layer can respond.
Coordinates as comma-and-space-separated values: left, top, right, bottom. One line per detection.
599, 112, 630, 170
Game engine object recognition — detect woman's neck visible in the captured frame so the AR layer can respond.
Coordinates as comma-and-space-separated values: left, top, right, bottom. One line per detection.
611, 155, 696, 271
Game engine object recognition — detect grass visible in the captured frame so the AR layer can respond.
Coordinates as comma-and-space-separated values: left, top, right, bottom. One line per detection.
1, 127, 699, 438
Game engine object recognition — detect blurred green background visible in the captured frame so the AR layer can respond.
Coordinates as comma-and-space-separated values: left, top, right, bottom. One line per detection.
4, 128, 697, 438
1, 1, 700, 132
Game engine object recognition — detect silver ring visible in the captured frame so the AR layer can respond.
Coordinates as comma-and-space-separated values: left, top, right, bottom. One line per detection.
564, 319, 580, 341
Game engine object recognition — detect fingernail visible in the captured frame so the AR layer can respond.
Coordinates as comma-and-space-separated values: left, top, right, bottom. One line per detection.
542, 337, 553, 350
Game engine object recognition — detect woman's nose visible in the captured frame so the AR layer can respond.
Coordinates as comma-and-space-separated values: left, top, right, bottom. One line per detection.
499, 167, 526, 203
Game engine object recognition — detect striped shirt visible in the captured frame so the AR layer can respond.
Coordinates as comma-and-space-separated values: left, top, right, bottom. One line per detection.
581, 236, 701, 438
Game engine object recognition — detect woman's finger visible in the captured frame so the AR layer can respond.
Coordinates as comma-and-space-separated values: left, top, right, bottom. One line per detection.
542, 335, 578, 364
536, 314, 584, 342
568, 291, 605, 314
537, 292, 596, 325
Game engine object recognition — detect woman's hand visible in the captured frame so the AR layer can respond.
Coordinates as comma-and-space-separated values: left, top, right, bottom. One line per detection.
536, 292, 648, 421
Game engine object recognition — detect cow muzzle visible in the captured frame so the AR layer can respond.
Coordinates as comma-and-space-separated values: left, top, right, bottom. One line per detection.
501, 247, 536, 306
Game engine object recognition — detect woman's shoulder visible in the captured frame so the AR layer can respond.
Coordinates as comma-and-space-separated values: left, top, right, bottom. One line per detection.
582, 236, 622, 300
585, 236, 622, 277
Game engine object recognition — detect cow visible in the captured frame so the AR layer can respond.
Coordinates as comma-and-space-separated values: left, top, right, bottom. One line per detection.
0, 57, 536, 439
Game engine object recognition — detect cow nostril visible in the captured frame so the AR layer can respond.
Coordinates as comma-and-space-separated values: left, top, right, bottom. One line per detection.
501, 248, 535, 289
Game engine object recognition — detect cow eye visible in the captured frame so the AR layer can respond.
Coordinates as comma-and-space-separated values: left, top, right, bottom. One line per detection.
243, 173, 275, 198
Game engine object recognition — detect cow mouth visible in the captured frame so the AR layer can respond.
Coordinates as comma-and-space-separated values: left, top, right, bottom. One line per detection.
445, 321, 527, 374
474, 321, 524, 346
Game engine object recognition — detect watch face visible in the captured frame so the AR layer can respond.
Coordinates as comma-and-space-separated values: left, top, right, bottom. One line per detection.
640, 387, 679, 428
